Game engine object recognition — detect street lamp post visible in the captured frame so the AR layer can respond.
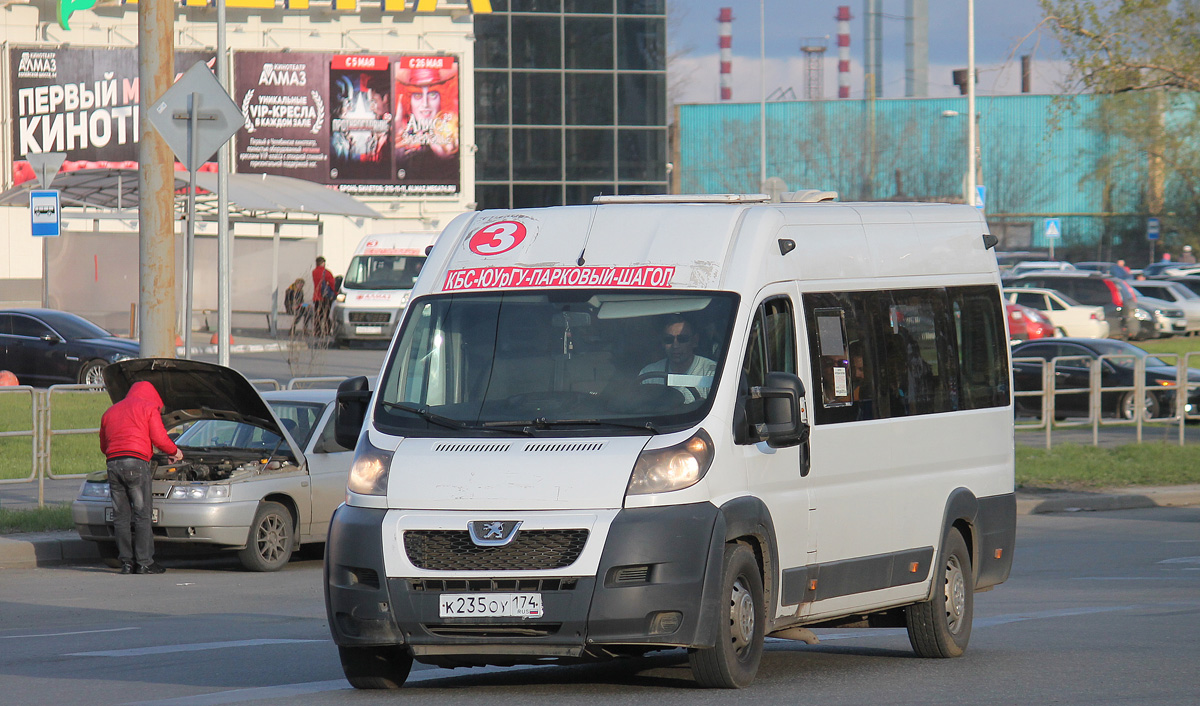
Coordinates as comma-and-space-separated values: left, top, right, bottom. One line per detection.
966, 0, 976, 207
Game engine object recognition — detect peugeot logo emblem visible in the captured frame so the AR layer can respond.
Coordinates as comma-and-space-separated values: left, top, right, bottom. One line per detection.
467, 520, 522, 547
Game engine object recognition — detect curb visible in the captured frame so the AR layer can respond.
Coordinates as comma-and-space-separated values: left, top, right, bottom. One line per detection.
3, 487, 1199, 570
0, 532, 100, 569
1016, 485, 1200, 515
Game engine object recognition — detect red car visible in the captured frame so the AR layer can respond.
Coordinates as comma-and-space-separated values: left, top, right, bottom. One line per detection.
1007, 302, 1054, 343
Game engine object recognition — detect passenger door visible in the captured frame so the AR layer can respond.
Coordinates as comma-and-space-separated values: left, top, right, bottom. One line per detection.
8, 314, 72, 386
734, 290, 813, 619
305, 403, 355, 539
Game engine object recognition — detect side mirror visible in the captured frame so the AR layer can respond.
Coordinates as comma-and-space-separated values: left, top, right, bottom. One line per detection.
753, 371, 809, 449
41, 333, 63, 344
735, 371, 809, 448
334, 376, 371, 451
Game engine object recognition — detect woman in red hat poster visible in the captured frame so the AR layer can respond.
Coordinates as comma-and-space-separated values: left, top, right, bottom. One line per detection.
394, 57, 460, 191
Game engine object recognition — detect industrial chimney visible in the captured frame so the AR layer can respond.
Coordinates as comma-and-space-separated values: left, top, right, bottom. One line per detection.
718, 8, 734, 101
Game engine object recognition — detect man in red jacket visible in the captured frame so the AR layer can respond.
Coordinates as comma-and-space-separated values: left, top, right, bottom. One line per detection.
312, 256, 337, 335
99, 381, 183, 575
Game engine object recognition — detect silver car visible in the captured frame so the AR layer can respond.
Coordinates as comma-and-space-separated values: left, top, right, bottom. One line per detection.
71, 359, 354, 571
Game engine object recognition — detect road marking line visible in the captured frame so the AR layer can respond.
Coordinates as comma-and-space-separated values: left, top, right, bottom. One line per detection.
1, 627, 139, 640
67, 638, 324, 657
123, 664, 552, 705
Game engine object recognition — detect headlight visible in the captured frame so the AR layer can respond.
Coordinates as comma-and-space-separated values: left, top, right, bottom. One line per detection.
168, 484, 230, 500
80, 481, 110, 499
627, 429, 714, 496
113, 354, 135, 363
336, 292, 346, 303
347, 435, 394, 496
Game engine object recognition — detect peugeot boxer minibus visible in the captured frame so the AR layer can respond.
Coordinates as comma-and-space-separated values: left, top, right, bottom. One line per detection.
324, 193, 1016, 689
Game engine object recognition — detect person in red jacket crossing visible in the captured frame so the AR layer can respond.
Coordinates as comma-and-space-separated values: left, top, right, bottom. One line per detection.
99, 381, 183, 575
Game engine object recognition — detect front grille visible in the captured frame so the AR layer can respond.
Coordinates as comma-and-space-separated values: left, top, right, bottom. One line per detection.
349, 311, 391, 323
409, 577, 579, 592
404, 529, 588, 571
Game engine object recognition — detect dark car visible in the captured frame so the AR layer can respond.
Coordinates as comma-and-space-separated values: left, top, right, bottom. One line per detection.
0, 308, 139, 386
1011, 338, 1200, 420
1004, 271, 1148, 340
1073, 261, 1133, 280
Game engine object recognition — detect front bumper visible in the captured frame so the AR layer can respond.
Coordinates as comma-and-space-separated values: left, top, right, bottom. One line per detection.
72, 496, 260, 547
331, 305, 402, 341
324, 502, 723, 663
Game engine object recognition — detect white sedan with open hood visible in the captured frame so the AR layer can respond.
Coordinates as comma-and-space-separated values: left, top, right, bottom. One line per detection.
71, 359, 354, 571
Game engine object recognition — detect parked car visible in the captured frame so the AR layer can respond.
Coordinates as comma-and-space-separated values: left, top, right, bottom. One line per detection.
1073, 261, 1133, 280
1005, 272, 1148, 340
1129, 280, 1200, 335
1136, 295, 1189, 338
1006, 302, 1053, 344
1142, 262, 1200, 278
72, 359, 354, 571
1011, 338, 1200, 420
1163, 275, 1200, 298
0, 308, 139, 387
1003, 287, 1109, 338
1006, 260, 1076, 277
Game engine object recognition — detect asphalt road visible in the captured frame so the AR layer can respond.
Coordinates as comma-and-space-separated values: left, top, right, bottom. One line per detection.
1, 506, 1197, 705
190, 339, 388, 386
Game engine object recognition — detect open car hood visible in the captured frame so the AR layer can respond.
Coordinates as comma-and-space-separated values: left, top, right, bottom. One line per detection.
103, 358, 300, 457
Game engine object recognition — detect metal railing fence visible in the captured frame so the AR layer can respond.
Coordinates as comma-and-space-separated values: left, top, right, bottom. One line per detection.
0, 376, 342, 507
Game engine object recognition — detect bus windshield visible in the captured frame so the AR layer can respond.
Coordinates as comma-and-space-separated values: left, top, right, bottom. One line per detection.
375, 290, 739, 436
344, 254, 427, 290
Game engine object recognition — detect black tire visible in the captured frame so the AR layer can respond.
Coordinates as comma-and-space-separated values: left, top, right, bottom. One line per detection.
238, 501, 294, 572
338, 645, 413, 689
79, 360, 107, 386
906, 529, 973, 658
95, 541, 122, 568
688, 542, 765, 688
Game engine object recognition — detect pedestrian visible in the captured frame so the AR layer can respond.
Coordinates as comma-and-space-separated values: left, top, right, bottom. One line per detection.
312, 256, 337, 336
1117, 259, 1131, 274
99, 381, 182, 575
1183, 246, 1196, 264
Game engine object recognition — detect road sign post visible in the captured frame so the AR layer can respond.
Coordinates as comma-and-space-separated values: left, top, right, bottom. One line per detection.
146, 62, 246, 358
25, 152, 66, 308
1148, 217, 1161, 264
1043, 217, 1061, 260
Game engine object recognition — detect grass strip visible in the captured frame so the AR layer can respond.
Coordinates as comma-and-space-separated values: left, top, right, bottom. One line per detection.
0, 505, 73, 534
1017, 442, 1200, 490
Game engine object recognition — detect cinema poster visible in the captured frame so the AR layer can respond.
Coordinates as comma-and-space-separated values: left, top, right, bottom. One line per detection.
8, 47, 213, 185
234, 51, 460, 196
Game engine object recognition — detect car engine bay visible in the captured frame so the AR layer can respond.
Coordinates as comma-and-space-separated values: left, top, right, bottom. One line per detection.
152, 451, 299, 482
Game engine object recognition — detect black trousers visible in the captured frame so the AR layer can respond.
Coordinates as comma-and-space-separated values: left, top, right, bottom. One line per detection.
107, 456, 155, 566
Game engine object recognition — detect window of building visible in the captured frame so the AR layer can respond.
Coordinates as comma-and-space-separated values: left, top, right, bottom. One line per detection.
512, 72, 563, 125
511, 16, 562, 69
566, 129, 615, 180
565, 18, 614, 69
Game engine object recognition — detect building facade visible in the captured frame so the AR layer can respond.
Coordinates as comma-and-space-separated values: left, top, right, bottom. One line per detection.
677, 94, 1196, 263
473, 0, 668, 209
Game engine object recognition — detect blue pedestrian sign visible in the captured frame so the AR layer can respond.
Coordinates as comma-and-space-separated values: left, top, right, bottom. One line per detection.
1043, 217, 1062, 240
1147, 217, 1161, 241
30, 190, 60, 237
974, 185, 986, 211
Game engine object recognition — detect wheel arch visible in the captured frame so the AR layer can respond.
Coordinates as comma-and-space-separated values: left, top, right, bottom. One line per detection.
716, 496, 780, 626
259, 493, 301, 538
936, 488, 979, 594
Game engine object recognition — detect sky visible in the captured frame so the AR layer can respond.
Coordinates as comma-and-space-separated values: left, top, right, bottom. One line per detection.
667, 0, 1068, 104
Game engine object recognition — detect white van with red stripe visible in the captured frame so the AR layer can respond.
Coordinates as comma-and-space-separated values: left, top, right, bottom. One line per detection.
325, 193, 1016, 689
330, 233, 438, 346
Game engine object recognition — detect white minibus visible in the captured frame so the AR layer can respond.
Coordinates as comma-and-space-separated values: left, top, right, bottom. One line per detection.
330, 232, 437, 346
325, 194, 1016, 689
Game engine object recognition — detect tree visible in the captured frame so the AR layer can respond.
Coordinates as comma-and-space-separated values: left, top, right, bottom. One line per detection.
1040, 1, 1200, 252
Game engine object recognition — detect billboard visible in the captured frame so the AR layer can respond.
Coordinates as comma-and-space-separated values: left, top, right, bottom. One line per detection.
9, 47, 213, 185
234, 51, 460, 195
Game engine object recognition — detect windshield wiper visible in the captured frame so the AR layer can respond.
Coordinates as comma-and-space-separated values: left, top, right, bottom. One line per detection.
483, 418, 659, 434
379, 401, 467, 430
